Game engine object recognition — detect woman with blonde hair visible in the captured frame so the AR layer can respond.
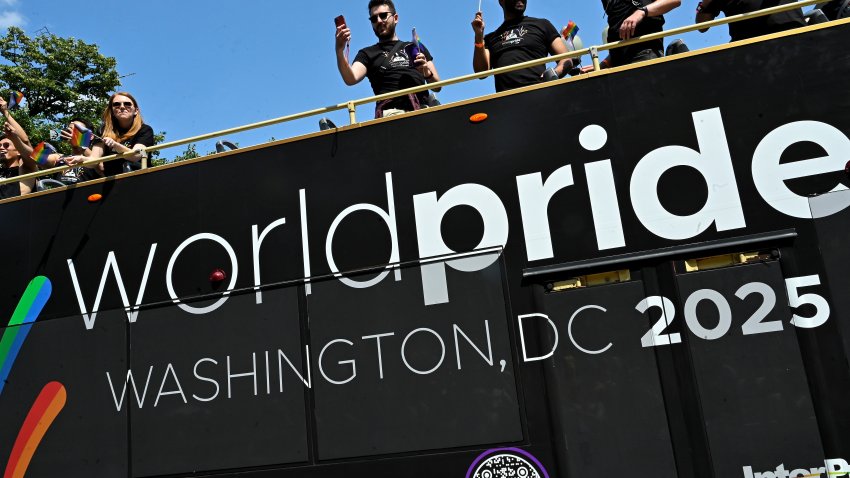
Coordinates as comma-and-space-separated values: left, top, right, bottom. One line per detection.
71, 91, 155, 177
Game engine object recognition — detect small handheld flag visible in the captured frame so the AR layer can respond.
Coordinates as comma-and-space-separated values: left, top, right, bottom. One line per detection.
8, 91, 24, 109
562, 21, 579, 41
412, 28, 426, 53
71, 123, 94, 149
30, 142, 56, 166
412, 27, 421, 49
562, 21, 580, 50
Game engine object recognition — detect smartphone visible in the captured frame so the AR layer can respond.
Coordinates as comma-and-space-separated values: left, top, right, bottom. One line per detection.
334, 15, 346, 27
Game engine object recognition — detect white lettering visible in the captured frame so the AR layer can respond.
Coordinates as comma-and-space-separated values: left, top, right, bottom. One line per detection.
192, 358, 220, 402
319, 339, 357, 385
630, 108, 746, 240
753, 120, 850, 218
325, 172, 401, 289
401, 328, 446, 375
68, 245, 157, 329
518, 313, 558, 362
252, 218, 287, 304
106, 367, 153, 411
154, 363, 188, 407
166, 233, 239, 315
453, 321, 493, 369
413, 184, 508, 305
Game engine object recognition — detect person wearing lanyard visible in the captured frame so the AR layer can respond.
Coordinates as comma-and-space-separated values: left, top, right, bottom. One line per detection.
335, 0, 442, 118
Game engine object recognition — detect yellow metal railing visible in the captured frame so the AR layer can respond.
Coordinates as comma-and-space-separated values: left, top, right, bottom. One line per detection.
0, 0, 827, 189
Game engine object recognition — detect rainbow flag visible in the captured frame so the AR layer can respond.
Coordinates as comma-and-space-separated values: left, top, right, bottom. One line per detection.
71, 124, 94, 149
30, 142, 56, 166
562, 21, 579, 40
412, 27, 426, 52
8, 91, 24, 109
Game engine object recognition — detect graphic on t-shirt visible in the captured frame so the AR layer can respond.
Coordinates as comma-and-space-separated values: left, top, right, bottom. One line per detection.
498, 26, 528, 46
384, 50, 411, 68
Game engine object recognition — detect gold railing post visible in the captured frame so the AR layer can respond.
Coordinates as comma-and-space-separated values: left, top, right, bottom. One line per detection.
590, 46, 601, 71
347, 101, 357, 124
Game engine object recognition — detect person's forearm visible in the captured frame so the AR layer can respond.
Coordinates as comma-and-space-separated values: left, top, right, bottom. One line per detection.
337, 51, 358, 86
555, 58, 571, 75
649, 0, 681, 16
424, 63, 442, 92
3, 111, 31, 146
473, 45, 489, 73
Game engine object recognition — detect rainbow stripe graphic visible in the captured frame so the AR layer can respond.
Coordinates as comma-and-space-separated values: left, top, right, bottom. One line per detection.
71, 124, 94, 149
29, 142, 55, 167
0, 276, 52, 396
3, 382, 67, 478
562, 21, 579, 40
8, 91, 23, 109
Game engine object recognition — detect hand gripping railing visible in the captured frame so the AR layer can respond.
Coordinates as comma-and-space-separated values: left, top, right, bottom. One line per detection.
0, 0, 827, 190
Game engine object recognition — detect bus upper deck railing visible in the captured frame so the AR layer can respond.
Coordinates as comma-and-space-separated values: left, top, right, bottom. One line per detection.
0, 0, 827, 190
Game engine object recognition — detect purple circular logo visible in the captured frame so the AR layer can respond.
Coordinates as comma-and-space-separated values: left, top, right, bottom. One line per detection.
466, 448, 550, 478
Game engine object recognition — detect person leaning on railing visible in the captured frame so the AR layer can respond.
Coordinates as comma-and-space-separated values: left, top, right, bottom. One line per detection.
67, 91, 154, 177
335, 0, 442, 119
696, 0, 806, 41
582, 0, 682, 72
471, 0, 572, 92
0, 96, 37, 199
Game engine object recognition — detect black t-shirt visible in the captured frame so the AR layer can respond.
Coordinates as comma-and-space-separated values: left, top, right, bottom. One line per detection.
0, 165, 21, 199
96, 123, 155, 177
354, 40, 433, 111
603, 0, 666, 66
484, 16, 560, 92
701, 0, 806, 41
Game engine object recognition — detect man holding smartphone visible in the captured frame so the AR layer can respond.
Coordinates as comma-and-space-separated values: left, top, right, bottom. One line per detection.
335, 0, 441, 118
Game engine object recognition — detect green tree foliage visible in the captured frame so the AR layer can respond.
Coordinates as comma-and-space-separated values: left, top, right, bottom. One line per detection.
172, 143, 200, 162
0, 26, 119, 154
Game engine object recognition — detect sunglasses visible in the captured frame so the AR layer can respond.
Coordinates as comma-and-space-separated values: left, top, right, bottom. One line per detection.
112, 101, 134, 109
368, 11, 394, 23
0, 142, 12, 149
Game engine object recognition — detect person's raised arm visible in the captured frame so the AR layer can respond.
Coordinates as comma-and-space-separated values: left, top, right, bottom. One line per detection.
0, 97, 31, 146
471, 12, 490, 73
3, 122, 34, 173
336, 25, 367, 86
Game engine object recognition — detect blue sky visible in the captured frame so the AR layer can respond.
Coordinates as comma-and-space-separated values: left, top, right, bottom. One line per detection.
1, 0, 735, 157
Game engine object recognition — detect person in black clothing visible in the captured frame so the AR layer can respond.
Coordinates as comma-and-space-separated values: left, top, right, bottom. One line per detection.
69, 91, 154, 177
0, 95, 36, 199
696, 0, 806, 42
582, 0, 681, 71
335, 0, 442, 118
471, 0, 571, 92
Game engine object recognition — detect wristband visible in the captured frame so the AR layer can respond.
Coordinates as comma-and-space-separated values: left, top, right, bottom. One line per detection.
639, 6, 649, 16
474, 41, 485, 48
696, 1, 704, 12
